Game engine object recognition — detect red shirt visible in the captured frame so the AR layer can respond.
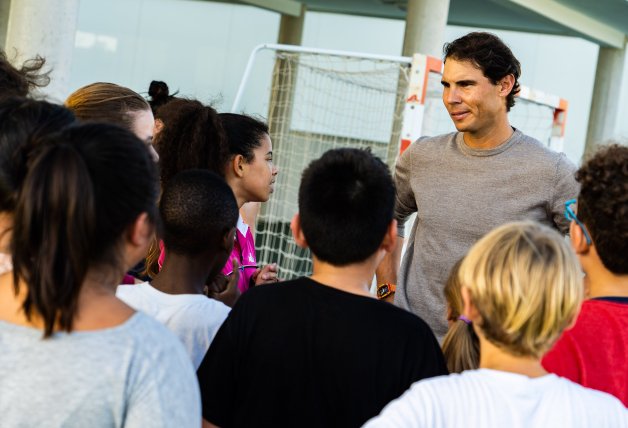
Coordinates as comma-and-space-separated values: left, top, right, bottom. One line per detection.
542, 298, 628, 406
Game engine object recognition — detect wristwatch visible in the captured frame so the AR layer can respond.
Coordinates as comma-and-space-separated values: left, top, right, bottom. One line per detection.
376, 283, 396, 300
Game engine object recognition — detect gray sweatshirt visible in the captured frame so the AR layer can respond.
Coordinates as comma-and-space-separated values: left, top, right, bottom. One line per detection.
394, 130, 578, 339
0, 312, 201, 427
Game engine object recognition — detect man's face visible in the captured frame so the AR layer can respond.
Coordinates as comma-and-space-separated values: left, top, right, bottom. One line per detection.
441, 58, 507, 136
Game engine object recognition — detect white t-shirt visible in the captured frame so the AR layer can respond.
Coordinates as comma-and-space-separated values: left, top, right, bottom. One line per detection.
364, 369, 628, 428
117, 282, 230, 369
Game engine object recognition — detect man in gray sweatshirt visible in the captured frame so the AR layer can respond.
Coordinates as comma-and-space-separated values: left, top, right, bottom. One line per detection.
376, 32, 578, 339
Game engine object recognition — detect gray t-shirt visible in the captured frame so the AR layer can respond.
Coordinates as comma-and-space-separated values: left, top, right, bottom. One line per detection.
394, 130, 578, 339
0, 312, 201, 427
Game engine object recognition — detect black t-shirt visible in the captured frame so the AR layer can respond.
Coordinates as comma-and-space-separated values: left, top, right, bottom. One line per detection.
196, 277, 448, 428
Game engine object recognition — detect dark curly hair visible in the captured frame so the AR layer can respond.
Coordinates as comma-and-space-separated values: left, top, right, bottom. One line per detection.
0, 50, 50, 100
576, 144, 628, 274
155, 98, 228, 187
443, 32, 521, 111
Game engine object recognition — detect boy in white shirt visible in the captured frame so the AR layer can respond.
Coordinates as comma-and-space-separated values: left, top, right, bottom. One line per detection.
118, 169, 236, 368
365, 221, 628, 428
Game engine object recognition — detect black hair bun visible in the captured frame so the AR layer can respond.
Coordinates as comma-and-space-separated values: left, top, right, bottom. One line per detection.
148, 80, 169, 101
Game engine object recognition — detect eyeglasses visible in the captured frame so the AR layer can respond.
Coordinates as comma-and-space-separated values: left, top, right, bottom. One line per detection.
564, 199, 592, 245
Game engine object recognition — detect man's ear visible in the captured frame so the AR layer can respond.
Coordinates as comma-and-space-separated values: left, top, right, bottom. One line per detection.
380, 219, 398, 253
461, 285, 481, 323
127, 212, 153, 248
498, 74, 515, 97
569, 220, 590, 255
290, 213, 308, 249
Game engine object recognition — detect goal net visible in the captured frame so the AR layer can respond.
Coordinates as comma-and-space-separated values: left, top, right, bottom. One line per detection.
232, 44, 568, 280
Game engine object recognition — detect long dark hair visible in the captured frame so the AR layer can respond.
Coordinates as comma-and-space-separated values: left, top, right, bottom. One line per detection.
0, 97, 75, 212
11, 123, 158, 337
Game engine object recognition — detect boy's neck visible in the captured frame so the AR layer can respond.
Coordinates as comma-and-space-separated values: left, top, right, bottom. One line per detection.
476, 328, 547, 378
309, 256, 378, 298
585, 267, 628, 299
151, 253, 213, 295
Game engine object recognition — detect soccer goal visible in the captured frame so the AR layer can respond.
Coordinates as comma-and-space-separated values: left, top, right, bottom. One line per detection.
232, 44, 568, 280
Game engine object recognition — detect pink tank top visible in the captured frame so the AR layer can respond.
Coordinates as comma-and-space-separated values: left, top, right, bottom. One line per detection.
158, 215, 257, 294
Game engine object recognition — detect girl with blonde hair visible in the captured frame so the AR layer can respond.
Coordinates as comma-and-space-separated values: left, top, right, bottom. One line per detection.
365, 221, 627, 427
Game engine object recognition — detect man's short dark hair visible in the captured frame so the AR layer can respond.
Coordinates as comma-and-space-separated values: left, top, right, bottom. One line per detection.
160, 169, 238, 256
576, 144, 628, 274
298, 148, 395, 266
443, 32, 521, 111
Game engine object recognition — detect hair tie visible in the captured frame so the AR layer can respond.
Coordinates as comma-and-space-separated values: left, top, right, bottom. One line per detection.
458, 315, 472, 325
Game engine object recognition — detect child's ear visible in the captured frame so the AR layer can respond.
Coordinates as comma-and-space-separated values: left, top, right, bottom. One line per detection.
127, 212, 153, 248
221, 227, 236, 253
569, 220, 590, 255
380, 219, 397, 253
290, 213, 308, 249
228, 154, 246, 178
461, 285, 481, 323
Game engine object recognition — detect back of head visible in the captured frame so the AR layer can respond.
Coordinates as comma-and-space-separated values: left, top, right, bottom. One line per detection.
576, 144, 628, 274
442, 258, 480, 373
11, 123, 158, 337
156, 98, 228, 186
0, 50, 50, 100
443, 32, 521, 111
219, 113, 269, 162
160, 169, 238, 256
65, 82, 150, 132
0, 97, 75, 212
458, 221, 583, 358
298, 148, 395, 265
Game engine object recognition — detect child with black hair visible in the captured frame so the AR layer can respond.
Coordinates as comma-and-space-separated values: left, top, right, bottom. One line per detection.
149, 104, 279, 304
0, 97, 75, 275
543, 144, 628, 406
118, 169, 237, 369
0, 123, 199, 426
196, 148, 447, 428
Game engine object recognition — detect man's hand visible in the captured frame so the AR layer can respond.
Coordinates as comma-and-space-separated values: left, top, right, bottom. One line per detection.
206, 260, 241, 307
251, 263, 279, 286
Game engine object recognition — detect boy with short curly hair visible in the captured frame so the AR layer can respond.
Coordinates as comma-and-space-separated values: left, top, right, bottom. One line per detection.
543, 144, 628, 406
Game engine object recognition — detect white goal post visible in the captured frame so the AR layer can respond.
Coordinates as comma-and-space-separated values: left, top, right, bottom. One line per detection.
232, 44, 569, 280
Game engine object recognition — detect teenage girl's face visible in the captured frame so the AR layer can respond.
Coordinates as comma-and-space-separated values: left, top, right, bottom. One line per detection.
131, 108, 159, 161
243, 134, 278, 203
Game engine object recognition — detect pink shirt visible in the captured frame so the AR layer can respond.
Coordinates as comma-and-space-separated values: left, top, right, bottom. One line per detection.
221, 216, 257, 294
158, 216, 257, 294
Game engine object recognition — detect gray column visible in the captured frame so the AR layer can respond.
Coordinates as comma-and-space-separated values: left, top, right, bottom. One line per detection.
5, 0, 80, 101
585, 44, 628, 157
403, 0, 451, 57
278, 3, 305, 46
0, 0, 10, 50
